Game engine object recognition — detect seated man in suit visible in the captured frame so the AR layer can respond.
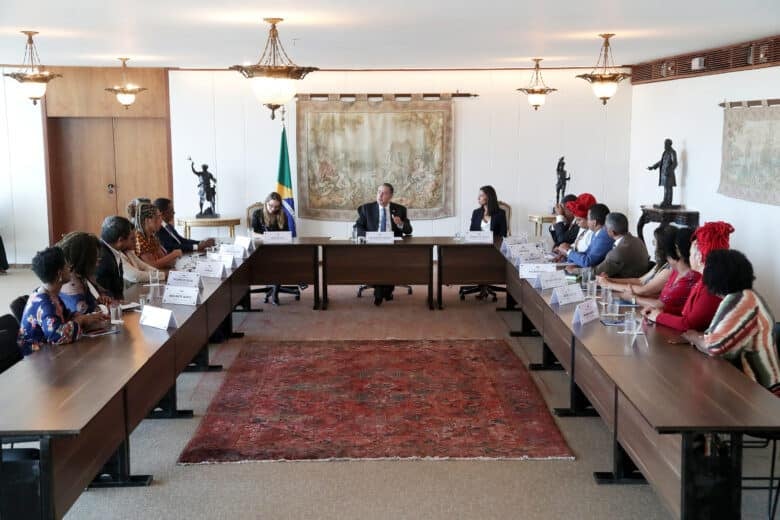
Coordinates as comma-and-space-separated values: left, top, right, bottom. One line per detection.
96, 216, 134, 299
549, 194, 578, 247
153, 198, 215, 253
594, 212, 649, 278
355, 182, 413, 306
557, 203, 613, 268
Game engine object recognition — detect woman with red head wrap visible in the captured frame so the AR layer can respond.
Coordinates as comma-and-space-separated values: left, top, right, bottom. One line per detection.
645, 221, 735, 331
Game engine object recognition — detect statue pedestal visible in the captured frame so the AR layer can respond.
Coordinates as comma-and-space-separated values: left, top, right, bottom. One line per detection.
637, 205, 700, 243
652, 204, 682, 209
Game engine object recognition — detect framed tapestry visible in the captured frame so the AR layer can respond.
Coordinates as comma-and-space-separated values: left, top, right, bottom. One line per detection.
718, 104, 780, 206
296, 94, 454, 220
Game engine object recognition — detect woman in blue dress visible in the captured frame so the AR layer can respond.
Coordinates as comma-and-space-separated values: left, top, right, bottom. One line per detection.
17, 247, 108, 356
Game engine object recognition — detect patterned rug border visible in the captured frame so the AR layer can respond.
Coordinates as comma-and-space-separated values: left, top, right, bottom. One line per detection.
179, 338, 575, 463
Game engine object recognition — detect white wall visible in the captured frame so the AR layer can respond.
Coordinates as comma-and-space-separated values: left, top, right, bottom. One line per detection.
169, 69, 633, 241
627, 67, 780, 313
0, 70, 48, 265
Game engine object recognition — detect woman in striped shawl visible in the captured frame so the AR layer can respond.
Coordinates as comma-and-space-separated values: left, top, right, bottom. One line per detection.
683, 249, 779, 396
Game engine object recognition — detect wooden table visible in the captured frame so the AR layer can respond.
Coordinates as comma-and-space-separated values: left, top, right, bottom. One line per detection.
250, 238, 324, 310
176, 217, 242, 239
636, 205, 699, 243
321, 238, 435, 310
436, 239, 506, 309
528, 214, 555, 237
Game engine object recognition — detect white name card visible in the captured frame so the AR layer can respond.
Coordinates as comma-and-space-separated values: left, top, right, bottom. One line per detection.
196, 259, 226, 278
366, 231, 395, 244
532, 270, 568, 290
167, 270, 203, 289
572, 298, 600, 326
162, 285, 200, 306
502, 235, 529, 246
262, 231, 293, 244
234, 235, 255, 252
550, 284, 586, 306
518, 263, 557, 279
139, 305, 178, 330
464, 230, 494, 243
220, 243, 248, 259
207, 252, 236, 269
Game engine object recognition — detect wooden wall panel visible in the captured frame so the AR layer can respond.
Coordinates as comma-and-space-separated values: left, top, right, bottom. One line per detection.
46, 118, 117, 240
44, 66, 168, 118
113, 118, 172, 208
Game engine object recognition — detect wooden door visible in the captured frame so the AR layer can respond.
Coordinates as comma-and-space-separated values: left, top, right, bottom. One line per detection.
46, 118, 117, 240
113, 118, 171, 212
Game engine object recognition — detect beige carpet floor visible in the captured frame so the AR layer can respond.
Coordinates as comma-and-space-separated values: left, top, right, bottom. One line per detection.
0, 268, 775, 519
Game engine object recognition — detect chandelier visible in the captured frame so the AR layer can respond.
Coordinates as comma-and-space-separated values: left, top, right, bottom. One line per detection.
3, 31, 62, 105
516, 58, 557, 111
104, 58, 148, 109
576, 34, 630, 105
231, 18, 318, 119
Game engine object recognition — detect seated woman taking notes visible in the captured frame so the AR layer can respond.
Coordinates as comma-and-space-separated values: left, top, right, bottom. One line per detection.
17, 247, 108, 356
252, 192, 290, 234
469, 185, 507, 238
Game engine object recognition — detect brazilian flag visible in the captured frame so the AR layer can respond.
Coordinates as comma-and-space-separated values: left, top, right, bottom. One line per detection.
276, 127, 297, 237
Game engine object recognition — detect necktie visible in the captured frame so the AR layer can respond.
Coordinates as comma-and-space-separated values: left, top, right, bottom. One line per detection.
380, 207, 386, 232
118, 258, 124, 280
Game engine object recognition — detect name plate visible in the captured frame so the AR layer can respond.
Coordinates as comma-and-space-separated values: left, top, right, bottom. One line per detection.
572, 298, 600, 326
207, 252, 237, 269
234, 235, 255, 252
464, 230, 494, 243
518, 263, 557, 279
532, 270, 568, 290
139, 305, 178, 330
366, 231, 394, 244
196, 259, 226, 278
262, 231, 293, 244
220, 243, 248, 259
167, 270, 202, 289
550, 284, 585, 306
162, 285, 200, 306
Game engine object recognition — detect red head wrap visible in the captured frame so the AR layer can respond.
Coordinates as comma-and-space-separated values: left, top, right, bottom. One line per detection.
565, 193, 597, 219
692, 221, 734, 261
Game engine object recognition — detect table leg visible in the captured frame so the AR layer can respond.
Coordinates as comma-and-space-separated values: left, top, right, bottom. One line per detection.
437, 247, 444, 310
428, 245, 434, 310
321, 248, 328, 310
229, 225, 235, 238
89, 439, 152, 489
184, 345, 223, 372
680, 431, 743, 520
312, 248, 320, 310
554, 335, 599, 417
528, 343, 564, 371
185, 224, 191, 239
146, 384, 194, 419
636, 210, 649, 243
0, 436, 55, 519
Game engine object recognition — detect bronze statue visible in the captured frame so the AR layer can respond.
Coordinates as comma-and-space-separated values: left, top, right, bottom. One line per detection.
188, 157, 219, 218
555, 156, 570, 204
647, 139, 678, 208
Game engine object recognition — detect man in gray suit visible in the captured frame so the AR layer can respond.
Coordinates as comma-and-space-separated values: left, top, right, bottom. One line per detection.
594, 212, 649, 278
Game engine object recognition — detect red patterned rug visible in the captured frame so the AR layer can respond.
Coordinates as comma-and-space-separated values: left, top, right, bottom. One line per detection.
178, 340, 573, 463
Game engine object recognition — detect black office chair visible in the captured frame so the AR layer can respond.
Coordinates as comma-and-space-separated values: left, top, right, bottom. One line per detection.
244, 203, 306, 306
357, 284, 412, 298
459, 201, 511, 302
0, 314, 22, 374
741, 322, 780, 520
10, 295, 28, 325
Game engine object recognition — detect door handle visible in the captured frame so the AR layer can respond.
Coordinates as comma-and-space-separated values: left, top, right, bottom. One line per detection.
107, 183, 115, 194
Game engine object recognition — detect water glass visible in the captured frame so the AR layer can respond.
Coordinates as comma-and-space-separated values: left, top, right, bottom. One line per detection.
607, 302, 620, 315
623, 310, 638, 334
109, 302, 122, 323
149, 270, 160, 285
581, 267, 592, 287
138, 296, 146, 311
603, 287, 613, 305
587, 280, 597, 298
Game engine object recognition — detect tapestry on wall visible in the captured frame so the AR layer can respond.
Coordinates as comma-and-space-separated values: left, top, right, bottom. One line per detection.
718, 104, 780, 206
296, 94, 454, 220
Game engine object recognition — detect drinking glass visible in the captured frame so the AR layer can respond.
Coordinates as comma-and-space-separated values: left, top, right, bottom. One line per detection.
623, 310, 638, 334
138, 295, 146, 311
603, 287, 613, 305
150, 270, 160, 285
607, 302, 620, 315
587, 280, 597, 298
109, 302, 122, 323
581, 267, 592, 288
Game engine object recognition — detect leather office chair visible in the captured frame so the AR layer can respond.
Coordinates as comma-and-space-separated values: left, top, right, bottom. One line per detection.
244, 202, 304, 306
0, 314, 22, 374
10, 295, 28, 325
458, 201, 512, 302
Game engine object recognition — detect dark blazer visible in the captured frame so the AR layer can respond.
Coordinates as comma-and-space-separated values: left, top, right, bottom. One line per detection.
95, 242, 124, 299
355, 202, 412, 237
157, 223, 199, 253
251, 210, 290, 233
594, 233, 650, 278
469, 208, 507, 238
549, 220, 579, 247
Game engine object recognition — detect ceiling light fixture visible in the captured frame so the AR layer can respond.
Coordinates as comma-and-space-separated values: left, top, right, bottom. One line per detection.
3, 31, 62, 105
104, 58, 148, 109
576, 33, 630, 105
230, 18, 318, 119
517, 58, 557, 111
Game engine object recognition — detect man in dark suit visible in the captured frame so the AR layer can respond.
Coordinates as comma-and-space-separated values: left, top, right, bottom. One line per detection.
548, 193, 578, 247
354, 182, 413, 306
595, 212, 650, 278
96, 216, 134, 299
153, 198, 215, 253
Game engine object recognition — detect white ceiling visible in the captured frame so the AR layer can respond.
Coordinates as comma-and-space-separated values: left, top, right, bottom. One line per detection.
1, 1, 778, 69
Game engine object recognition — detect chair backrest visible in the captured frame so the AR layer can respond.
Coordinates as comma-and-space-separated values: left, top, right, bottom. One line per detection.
10, 295, 28, 325
774, 322, 780, 356
0, 313, 22, 374
498, 201, 512, 236
246, 202, 263, 230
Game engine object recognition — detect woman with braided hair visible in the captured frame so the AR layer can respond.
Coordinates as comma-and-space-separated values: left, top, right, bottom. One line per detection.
57, 231, 111, 314
128, 198, 182, 270
644, 221, 735, 332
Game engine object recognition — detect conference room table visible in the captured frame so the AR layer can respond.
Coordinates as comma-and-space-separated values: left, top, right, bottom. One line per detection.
4, 237, 780, 519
